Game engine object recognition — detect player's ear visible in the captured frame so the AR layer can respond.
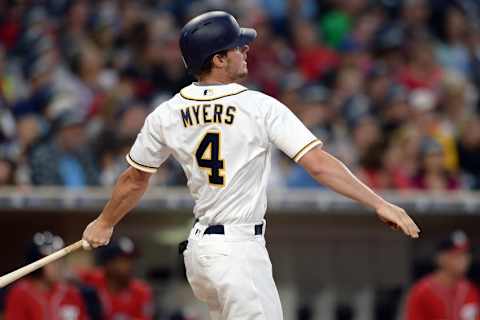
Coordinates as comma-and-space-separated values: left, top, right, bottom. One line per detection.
212, 53, 227, 69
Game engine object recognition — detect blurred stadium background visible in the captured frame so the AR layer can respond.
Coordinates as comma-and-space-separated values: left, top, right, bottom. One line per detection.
1, 0, 480, 319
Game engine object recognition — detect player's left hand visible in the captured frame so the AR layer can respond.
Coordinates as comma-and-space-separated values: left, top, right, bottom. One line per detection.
82, 217, 114, 249
376, 202, 420, 238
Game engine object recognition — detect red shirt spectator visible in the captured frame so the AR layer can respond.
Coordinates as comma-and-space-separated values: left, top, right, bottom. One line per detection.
80, 269, 152, 320
5, 279, 88, 320
293, 20, 340, 82
5, 231, 89, 320
399, 37, 444, 91
412, 138, 460, 191
399, 66, 443, 91
296, 46, 339, 81
404, 230, 480, 320
405, 275, 480, 320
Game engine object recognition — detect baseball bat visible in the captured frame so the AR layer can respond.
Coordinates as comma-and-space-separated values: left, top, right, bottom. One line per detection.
0, 240, 83, 288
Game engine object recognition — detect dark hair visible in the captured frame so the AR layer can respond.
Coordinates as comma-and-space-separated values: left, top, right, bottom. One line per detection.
195, 49, 229, 79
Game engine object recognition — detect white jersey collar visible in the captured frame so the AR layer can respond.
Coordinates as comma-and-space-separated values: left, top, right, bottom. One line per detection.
180, 82, 248, 101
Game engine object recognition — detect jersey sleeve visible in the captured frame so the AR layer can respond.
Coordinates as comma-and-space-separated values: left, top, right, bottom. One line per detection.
263, 95, 322, 162
126, 110, 172, 173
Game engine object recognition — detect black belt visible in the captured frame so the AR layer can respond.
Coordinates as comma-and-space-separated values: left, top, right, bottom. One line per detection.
179, 222, 264, 255
204, 223, 264, 235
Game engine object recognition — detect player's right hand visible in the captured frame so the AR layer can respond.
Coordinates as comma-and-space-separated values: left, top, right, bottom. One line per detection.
82, 217, 114, 249
376, 202, 420, 238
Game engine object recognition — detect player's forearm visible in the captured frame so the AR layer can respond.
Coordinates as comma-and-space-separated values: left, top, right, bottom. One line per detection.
97, 167, 151, 227
300, 148, 387, 210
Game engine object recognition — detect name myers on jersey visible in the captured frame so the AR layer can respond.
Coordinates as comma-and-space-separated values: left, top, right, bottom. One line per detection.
180, 104, 237, 128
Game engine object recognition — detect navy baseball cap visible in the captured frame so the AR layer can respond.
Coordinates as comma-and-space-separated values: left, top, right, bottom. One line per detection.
436, 230, 470, 254
96, 237, 138, 264
26, 231, 64, 264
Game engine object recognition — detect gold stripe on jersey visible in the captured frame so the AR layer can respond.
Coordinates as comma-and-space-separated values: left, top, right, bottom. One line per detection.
293, 139, 323, 162
125, 153, 158, 173
180, 88, 248, 101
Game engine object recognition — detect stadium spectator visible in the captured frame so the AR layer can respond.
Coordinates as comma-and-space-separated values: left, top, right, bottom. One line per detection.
404, 230, 480, 320
372, 23, 405, 77
318, 0, 368, 48
29, 111, 98, 187
435, 5, 478, 79
379, 85, 410, 137
412, 138, 460, 191
438, 72, 472, 137
380, 141, 413, 189
59, 0, 91, 63
0, 114, 43, 185
0, 44, 24, 107
79, 237, 154, 320
391, 126, 423, 181
401, 0, 432, 37
350, 115, 382, 165
0, 104, 15, 147
67, 44, 110, 117
457, 116, 480, 189
13, 114, 43, 157
341, 8, 384, 54
246, 15, 292, 97
286, 85, 333, 188
408, 87, 460, 172
331, 66, 369, 128
293, 19, 340, 82
357, 141, 412, 190
0, 158, 15, 186
399, 35, 444, 91
4, 232, 88, 320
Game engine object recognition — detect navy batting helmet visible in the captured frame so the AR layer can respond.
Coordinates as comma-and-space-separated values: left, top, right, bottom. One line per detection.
179, 11, 257, 74
26, 231, 64, 264
95, 236, 138, 265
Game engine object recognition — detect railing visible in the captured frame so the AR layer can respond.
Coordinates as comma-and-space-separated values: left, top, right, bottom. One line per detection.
1, 187, 479, 214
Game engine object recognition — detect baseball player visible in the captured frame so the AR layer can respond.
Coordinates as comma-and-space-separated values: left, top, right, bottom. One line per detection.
79, 237, 153, 320
404, 230, 480, 320
82, 11, 420, 319
5, 232, 88, 320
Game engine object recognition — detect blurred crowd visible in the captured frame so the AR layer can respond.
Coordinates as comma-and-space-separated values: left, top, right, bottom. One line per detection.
1, 0, 480, 191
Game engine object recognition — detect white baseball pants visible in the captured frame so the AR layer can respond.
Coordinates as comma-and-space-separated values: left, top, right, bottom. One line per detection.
183, 221, 283, 320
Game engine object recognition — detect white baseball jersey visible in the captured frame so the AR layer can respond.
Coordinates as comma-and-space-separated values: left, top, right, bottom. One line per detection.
126, 83, 322, 224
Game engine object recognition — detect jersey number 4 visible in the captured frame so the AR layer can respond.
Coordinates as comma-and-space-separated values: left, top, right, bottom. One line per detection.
195, 132, 225, 186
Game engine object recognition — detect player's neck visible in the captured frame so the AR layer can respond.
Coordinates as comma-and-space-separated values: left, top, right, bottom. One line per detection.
30, 277, 53, 291
433, 270, 461, 287
198, 73, 234, 85
105, 273, 130, 291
